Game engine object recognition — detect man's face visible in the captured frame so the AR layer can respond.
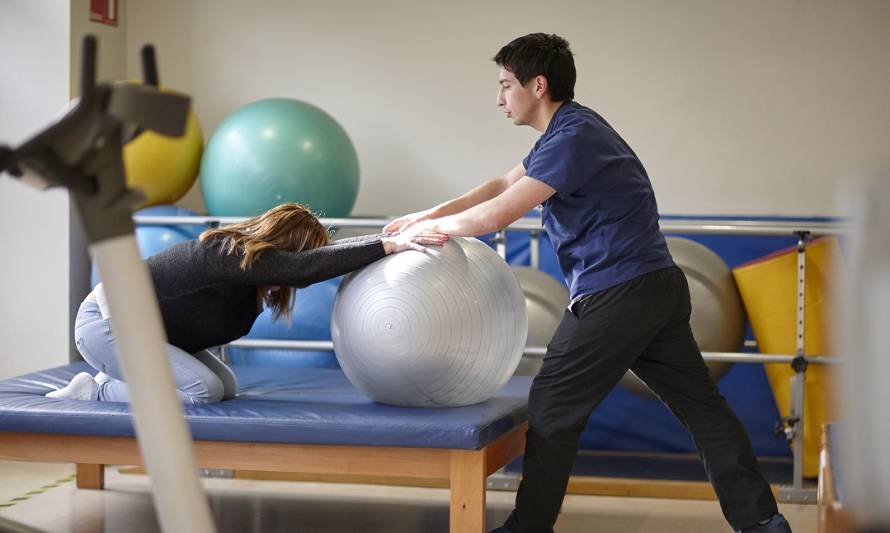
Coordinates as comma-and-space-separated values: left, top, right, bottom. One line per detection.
496, 67, 538, 126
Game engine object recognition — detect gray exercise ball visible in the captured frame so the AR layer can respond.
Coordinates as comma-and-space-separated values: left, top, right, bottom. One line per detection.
512, 267, 570, 376
619, 237, 745, 397
331, 237, 528, 407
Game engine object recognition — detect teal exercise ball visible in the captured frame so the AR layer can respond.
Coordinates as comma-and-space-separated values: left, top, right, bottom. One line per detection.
200, 98, 359, 217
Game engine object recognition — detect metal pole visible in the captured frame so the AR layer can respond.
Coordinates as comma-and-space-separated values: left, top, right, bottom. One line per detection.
529, 230, 541, 270
493, 230, 507, 259
777, 231, 812, 502
792, 233, 808, 492
93, 236, 215, 533
228, 339, 839, 365
132, 215, 849, 237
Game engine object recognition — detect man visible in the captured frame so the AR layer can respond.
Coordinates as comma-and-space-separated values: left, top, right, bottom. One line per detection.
387, 33, 790, 533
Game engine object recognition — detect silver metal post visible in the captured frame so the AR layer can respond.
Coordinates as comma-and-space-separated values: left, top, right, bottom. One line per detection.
529, 230, 541, 270
493, 230, 507, 259
792, 233, 808, 491
778, 232, 813, 503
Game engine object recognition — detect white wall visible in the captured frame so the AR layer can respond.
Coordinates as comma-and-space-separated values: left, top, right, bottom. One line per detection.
0, 0, 72, 378
70, 0, 128, 95
68, 0, 129, 372
125, 0, 890, 218
0, 1, 128, 379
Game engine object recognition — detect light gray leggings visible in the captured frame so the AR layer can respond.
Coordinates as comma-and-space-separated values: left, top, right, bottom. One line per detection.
74, 285, 237, 405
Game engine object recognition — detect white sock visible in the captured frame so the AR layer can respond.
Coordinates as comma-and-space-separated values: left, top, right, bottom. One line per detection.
46, 372, 99, 401
93, 372, 110, 385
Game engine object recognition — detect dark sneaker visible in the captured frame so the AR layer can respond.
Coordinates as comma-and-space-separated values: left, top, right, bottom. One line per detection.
736, 513, 792, 533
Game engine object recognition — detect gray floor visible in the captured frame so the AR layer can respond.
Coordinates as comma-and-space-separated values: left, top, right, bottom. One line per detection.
0, 460, 818, 532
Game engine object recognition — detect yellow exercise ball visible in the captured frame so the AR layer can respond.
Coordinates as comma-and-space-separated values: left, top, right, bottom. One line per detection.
123, 89, 203, 207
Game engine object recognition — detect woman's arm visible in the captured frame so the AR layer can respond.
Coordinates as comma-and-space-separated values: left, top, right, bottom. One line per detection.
206, 233, 446, 287
330, 232, 388, 245
206, 238, 387, 288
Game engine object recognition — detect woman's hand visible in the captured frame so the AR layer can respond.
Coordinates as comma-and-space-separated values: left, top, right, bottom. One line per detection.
383, 209, 433, 234
381, 231, 449, 254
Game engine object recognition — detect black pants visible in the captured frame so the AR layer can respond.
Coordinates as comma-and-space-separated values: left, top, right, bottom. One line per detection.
504, 266, 778, 533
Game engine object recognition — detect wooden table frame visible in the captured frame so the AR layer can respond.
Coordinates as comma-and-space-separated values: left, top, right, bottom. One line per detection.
0, 423, 527, 533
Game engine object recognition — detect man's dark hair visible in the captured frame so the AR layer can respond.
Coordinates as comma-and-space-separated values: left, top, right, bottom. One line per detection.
493, 33, 576, 101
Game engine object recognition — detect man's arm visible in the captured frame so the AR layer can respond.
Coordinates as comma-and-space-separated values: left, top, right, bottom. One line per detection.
429, 162, 527, 217
384, 163, 526, 233
418, 176, 556, 237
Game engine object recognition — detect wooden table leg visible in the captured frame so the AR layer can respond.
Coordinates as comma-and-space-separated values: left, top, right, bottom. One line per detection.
450, 449, 487, 533
76, 463, 104, 490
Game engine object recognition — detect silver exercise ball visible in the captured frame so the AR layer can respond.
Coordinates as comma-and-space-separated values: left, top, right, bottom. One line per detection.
619, 237, 745, 397
512, 267, 570, 376
331, 237, 528, 407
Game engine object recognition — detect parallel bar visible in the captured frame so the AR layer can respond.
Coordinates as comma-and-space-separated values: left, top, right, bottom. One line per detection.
701, 352, 841, 365
230, 339, 336, 351
228, 339, 842, 365
659, 220, 847, 237
131, 215, 399, 228
133, 215, 848, 237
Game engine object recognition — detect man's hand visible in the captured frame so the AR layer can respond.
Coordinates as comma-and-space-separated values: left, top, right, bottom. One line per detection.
381, 231, 448, 254
383, 209, 433, 234
402, 219, 438, 234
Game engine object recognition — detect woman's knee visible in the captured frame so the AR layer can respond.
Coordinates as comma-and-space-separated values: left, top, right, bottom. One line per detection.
183, 373, 224, 405
191, 349, 238, 400
165, 344, 229, 405
74, 320, 121, 378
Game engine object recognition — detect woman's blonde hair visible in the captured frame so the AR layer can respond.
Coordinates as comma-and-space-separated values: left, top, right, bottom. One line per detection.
199, 203, 330, 322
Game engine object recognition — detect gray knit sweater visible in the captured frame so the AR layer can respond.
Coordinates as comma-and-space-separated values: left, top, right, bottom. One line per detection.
146, 235, 386, 353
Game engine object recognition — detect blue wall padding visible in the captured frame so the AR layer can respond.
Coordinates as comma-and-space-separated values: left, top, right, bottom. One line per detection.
227, 276, 344, 369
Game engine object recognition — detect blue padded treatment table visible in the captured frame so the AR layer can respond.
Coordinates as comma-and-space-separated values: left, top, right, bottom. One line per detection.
0, 363, 532, 533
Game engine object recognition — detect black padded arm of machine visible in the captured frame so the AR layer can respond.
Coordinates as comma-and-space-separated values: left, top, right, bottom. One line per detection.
0, 35, 191, 244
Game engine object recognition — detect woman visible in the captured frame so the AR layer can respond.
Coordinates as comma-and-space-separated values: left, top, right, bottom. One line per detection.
47, 203, 447, 404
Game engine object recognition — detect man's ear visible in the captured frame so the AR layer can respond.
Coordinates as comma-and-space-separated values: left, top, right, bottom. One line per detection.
534, 75, 549, 99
